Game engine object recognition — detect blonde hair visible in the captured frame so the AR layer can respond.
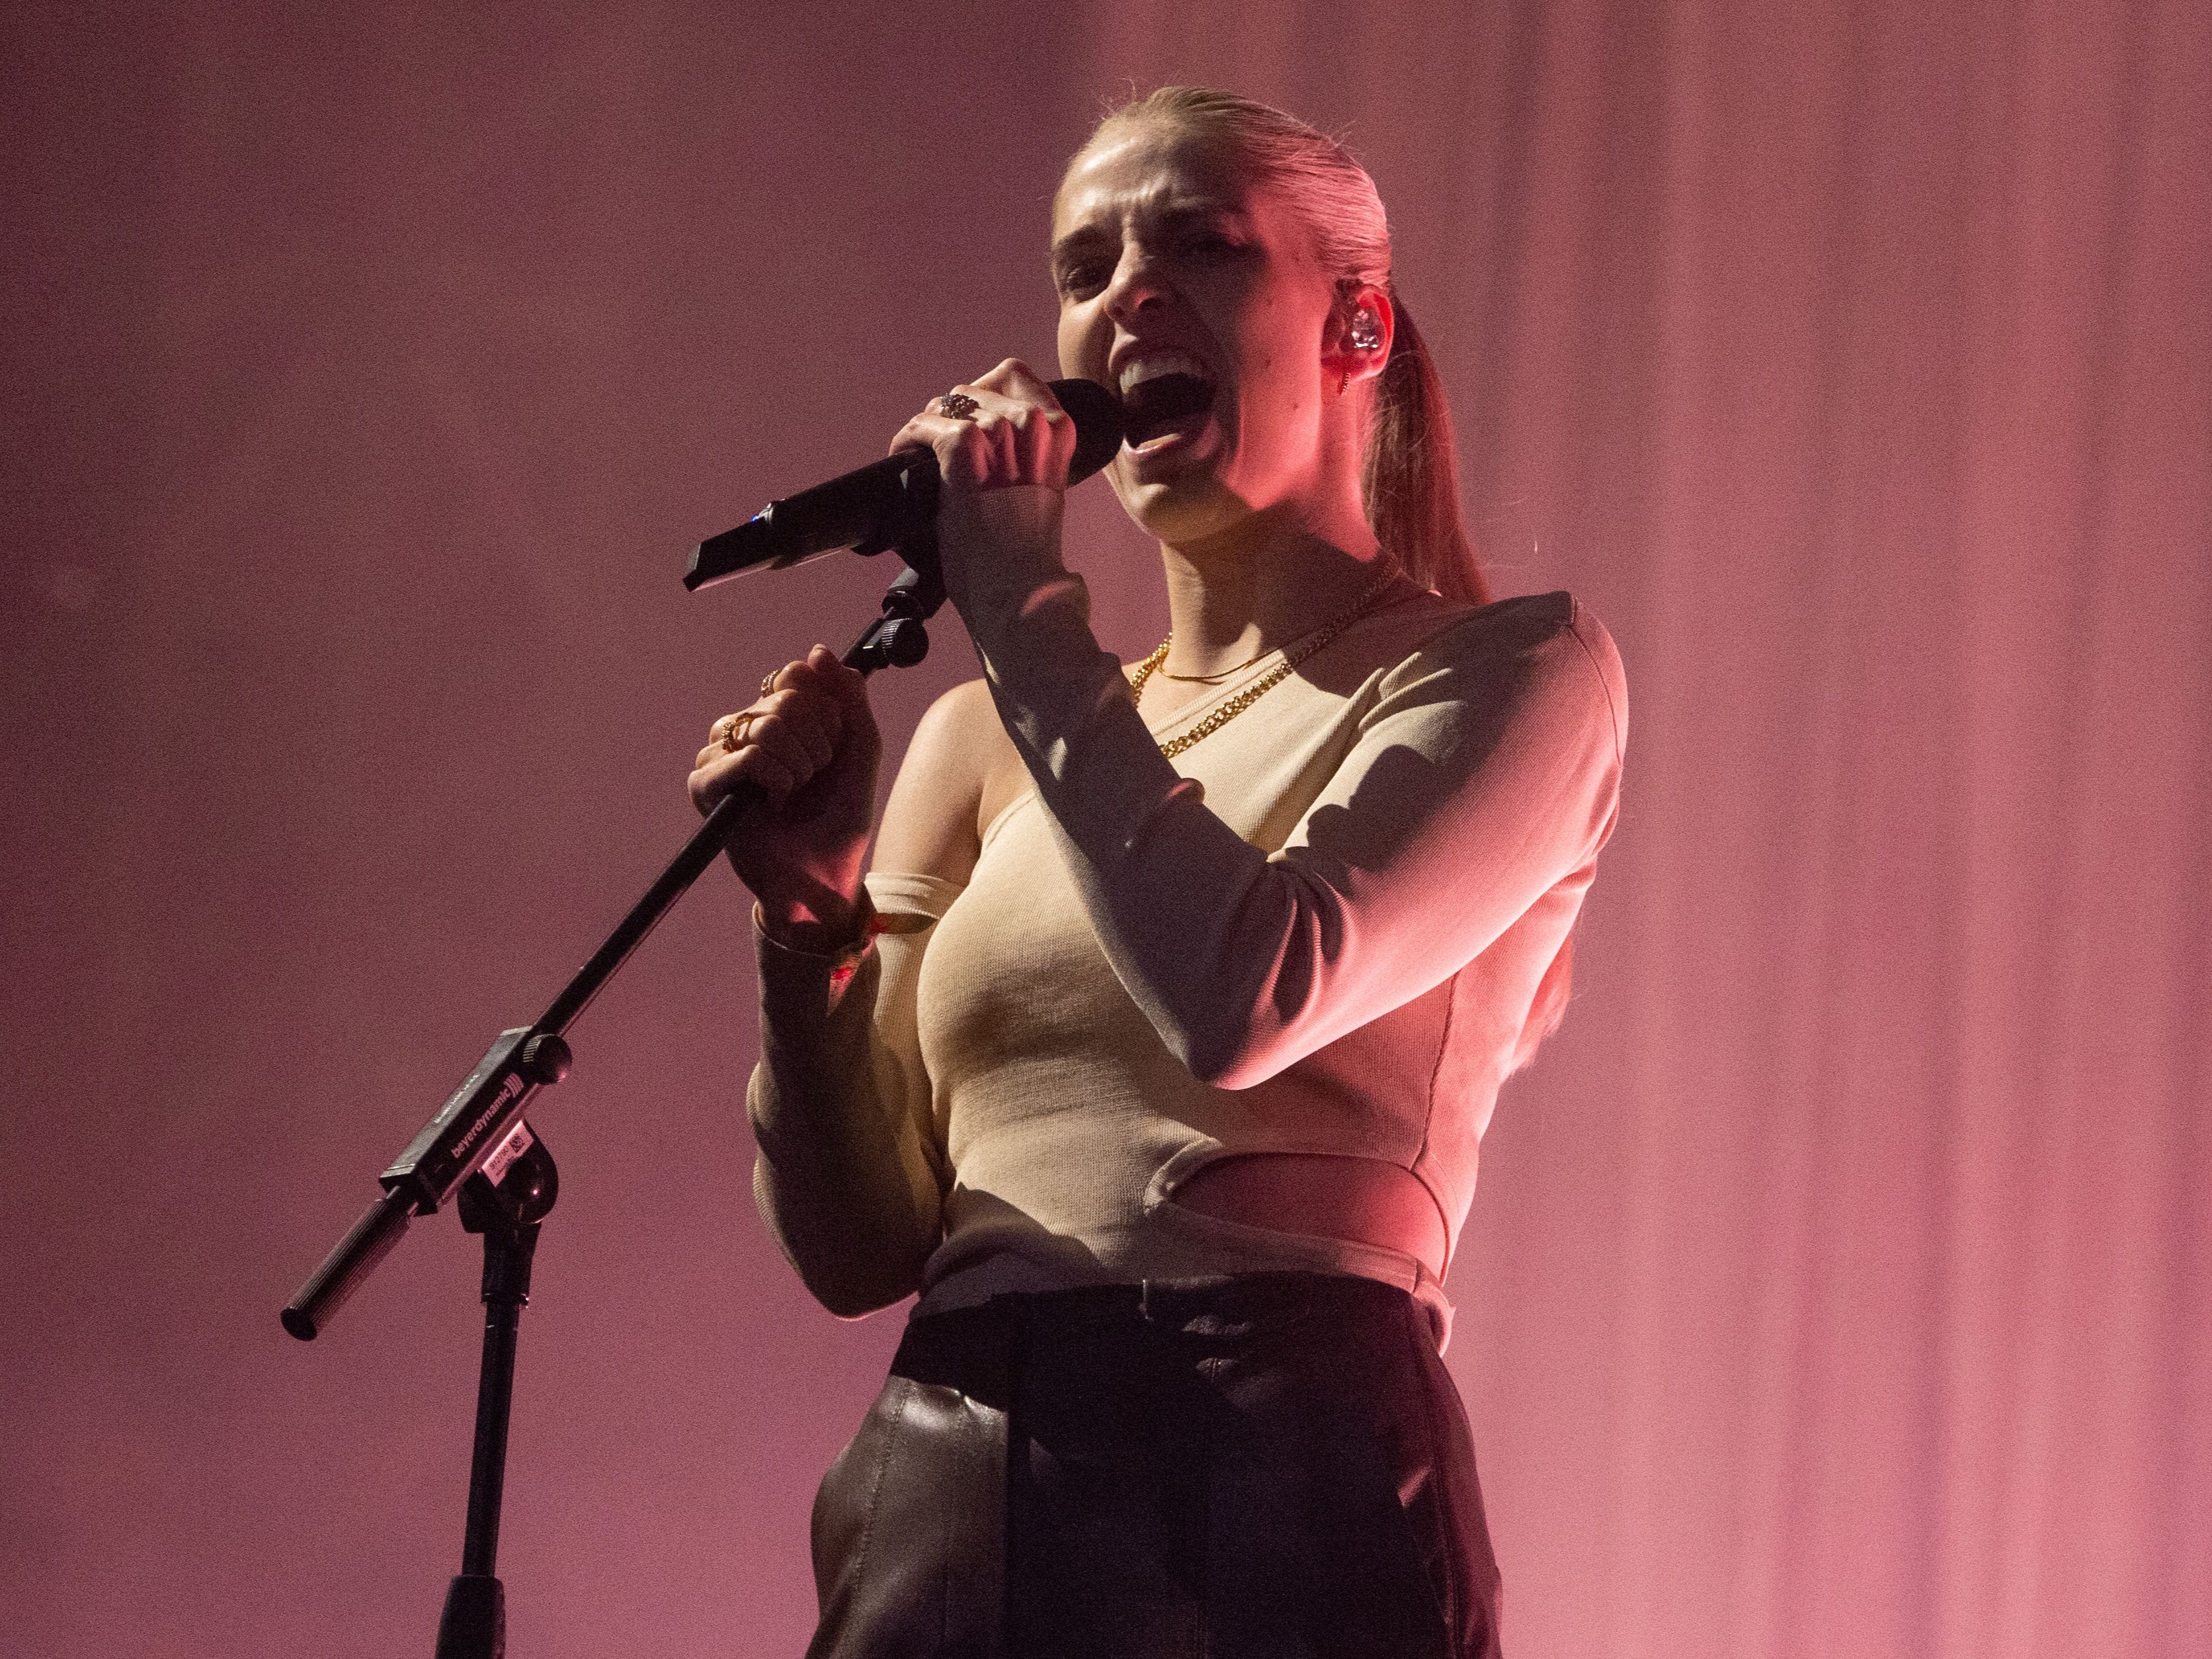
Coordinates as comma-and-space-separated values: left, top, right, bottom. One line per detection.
1077, 86, 1491, 606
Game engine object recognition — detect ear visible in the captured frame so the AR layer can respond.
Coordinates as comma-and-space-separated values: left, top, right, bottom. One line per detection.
1324, 284, 1395, 394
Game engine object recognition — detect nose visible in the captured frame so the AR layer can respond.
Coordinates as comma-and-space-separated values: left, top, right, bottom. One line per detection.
1100, 243, 1168, 324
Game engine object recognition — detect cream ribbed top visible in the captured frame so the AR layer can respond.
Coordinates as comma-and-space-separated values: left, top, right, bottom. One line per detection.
748, 587, 1625, 1347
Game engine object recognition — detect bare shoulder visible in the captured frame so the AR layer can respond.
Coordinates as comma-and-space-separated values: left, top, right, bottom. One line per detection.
872, 677, 1022, 886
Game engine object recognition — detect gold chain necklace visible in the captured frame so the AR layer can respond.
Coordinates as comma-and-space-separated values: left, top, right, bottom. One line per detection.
1130, 564, 1402, 759
1153, 623, 1319, 685
1155, 654, 1268, 684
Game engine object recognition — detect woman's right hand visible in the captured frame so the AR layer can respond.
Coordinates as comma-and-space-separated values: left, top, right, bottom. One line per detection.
688, 644, 881, 946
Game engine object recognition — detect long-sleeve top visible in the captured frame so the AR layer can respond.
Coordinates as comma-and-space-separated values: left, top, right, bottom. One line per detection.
747, 578, 1626, 1347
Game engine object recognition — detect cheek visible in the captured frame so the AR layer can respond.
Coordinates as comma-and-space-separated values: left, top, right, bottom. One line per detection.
1228, 304, 1324, 453
1229, 350, 1319, 468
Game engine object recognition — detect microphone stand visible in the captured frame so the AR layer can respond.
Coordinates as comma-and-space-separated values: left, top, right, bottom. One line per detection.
280, 554, 944, 1659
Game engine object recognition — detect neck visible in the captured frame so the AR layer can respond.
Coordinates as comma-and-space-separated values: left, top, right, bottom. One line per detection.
1156, 489, 1387, 677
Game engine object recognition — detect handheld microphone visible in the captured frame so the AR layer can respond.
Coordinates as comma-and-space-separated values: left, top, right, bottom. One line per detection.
684, 378, 1124, 592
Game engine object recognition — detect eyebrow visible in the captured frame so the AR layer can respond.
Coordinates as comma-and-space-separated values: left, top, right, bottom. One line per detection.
1049, 200, 1248, 269
1049, 225, 1113, 265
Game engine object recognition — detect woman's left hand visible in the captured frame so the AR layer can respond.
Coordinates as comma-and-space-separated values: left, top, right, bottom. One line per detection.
887, 359, 1080, 618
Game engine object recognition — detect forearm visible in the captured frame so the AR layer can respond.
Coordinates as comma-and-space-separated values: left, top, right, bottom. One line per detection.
961, 575, 1624, 1087
959, 566, 1300, 1080
746, 932, 943, 1317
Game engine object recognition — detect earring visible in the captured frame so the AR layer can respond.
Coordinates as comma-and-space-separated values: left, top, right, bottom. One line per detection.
1347, 307, 1383, 353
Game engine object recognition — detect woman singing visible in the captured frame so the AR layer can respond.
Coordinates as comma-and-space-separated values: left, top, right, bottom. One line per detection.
689, 87, 1625, 1658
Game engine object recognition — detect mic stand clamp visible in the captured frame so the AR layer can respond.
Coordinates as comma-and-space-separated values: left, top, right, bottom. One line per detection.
844, 544, 942, 673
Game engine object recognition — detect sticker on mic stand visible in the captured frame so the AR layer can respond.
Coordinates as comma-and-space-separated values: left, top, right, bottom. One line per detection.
483, 1119, 535, 1189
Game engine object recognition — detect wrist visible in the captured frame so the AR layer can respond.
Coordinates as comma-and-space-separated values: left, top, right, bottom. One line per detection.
959, 562, 1094, 659
757, 886, 871, 956
939, 488, 1075, 619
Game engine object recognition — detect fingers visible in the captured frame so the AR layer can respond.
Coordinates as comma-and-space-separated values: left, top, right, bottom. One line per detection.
892, 361, 1077, 489
771, 644, 866, 742
753, 702, 834, 783
971, 358, 1063, 409
690, 646, 852, 812
816, 642, 875, 723
688, 741, 801, 814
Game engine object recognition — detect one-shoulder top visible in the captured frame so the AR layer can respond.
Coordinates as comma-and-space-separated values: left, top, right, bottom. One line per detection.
749, 587, 1627, 1349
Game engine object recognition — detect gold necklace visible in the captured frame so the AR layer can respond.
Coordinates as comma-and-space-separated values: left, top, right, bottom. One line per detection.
1155, 654, 1269, 684
1130, 564, 1402, 759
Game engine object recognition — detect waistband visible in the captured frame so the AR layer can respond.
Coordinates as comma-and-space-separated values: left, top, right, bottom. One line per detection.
917, 1242, 1455, 1351
917, 1269, 1416, 1341
888, 1271, 1436, 1415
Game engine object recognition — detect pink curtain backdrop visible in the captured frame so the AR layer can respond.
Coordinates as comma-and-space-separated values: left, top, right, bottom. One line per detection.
3, 5, 2205, 1656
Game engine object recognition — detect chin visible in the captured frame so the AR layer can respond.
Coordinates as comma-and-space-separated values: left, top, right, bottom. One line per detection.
1114, 472, 1245, 547
1111, 431, 1243, 542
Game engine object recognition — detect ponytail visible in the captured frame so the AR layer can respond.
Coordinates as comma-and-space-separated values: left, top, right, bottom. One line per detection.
1374, 299, 1558, 1060
1363, 296, 1490, 605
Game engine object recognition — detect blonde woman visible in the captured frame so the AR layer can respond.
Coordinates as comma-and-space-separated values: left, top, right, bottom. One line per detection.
691, 87, 1626, 1659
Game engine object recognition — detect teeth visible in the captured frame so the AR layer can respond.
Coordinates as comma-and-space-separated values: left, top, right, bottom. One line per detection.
1117, 351, 1212, 396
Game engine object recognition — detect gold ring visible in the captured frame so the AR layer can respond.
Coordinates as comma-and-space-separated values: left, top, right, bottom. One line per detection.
717, 712, 757, 754
938, 390, 980, 420
760, 670, 778, 699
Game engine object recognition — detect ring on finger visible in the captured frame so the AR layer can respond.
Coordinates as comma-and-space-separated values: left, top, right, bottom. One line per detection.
760, 669, 778, 699
938, 390, 980, 420
717, 712, 758, 754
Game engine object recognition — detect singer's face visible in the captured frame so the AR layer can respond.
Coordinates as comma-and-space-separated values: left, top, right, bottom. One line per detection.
1052, 122, 1339, 544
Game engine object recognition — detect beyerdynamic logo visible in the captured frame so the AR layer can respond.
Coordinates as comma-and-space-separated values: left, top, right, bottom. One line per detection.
446, 1076, 524, 1166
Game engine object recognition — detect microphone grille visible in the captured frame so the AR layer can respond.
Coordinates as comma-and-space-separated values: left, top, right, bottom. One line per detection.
1049, 379, 1126, 484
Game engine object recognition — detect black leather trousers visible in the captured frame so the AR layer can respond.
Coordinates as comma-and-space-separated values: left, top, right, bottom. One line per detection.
804, 1272, 1503, 1658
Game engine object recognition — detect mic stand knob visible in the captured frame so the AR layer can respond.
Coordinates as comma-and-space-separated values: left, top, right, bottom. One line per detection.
848, 558, 944, 675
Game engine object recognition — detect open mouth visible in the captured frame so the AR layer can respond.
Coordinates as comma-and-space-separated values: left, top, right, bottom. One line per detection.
1118, 357, 1217, 450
